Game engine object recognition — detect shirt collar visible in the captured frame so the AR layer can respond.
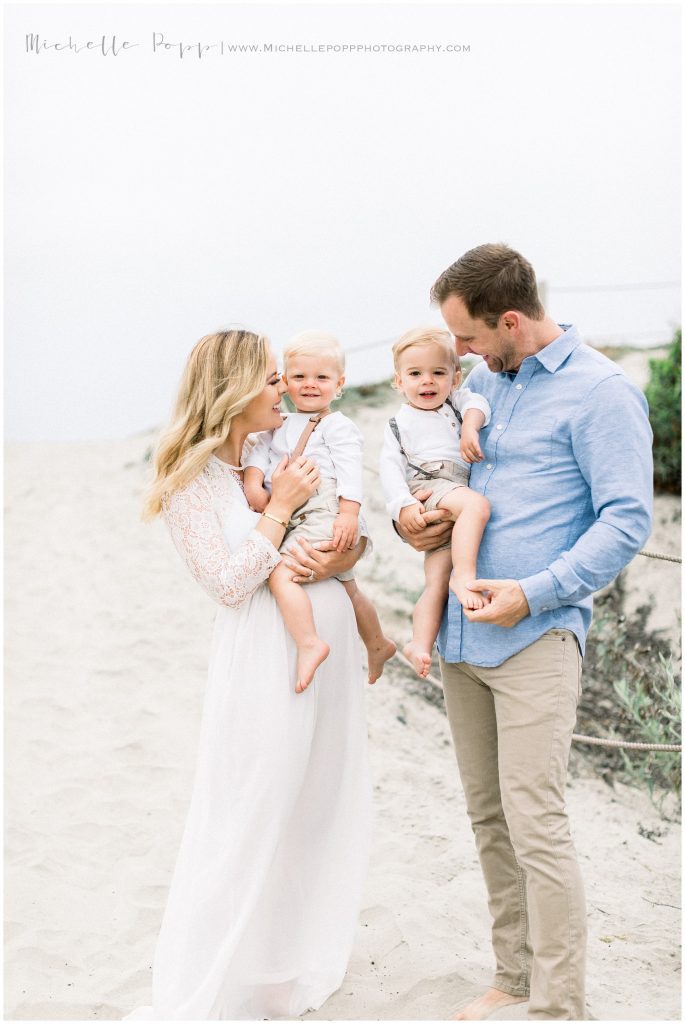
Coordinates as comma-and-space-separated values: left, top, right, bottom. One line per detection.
532, 323, 581, 373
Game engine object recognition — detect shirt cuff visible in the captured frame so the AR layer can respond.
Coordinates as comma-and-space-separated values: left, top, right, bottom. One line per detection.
336, 487, 364, 504
518, 569, 561, 617
387, 495, 421, 522
460, 397, 491, 426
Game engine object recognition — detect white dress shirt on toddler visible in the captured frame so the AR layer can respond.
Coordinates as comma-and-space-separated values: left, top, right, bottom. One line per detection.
245, 410, 364, 504
379, 386, 491, 522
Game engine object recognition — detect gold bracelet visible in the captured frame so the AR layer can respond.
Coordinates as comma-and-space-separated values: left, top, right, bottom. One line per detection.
261, 511, 289, 528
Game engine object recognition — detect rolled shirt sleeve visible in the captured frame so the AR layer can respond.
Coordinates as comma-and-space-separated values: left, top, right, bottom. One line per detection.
324, 415, 365, 504
242, 430, 274, 475
452, 386, 491, 425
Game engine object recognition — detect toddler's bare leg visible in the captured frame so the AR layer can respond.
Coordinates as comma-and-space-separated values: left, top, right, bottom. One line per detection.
341, 580, 396, 684
403, 548, 452, 678
268, 561, 329, 693
437, 488, 491, 610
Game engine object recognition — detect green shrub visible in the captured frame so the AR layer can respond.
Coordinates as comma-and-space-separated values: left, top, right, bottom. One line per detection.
612, 654, 682, 805
645, 328, 681, 493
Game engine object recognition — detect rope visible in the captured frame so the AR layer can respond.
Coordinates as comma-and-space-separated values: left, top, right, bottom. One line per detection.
639, 550, 682, 564
570, 734, 682, 752
392, 648, 682, 753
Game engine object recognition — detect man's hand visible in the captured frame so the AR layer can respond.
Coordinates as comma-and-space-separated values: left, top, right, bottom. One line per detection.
398, 501, 427, 535
282, 537, 366, 583
460, 424, 484, 464
463, 579, 530, 627
395, 488, 452, 552
332, 510, 359, 552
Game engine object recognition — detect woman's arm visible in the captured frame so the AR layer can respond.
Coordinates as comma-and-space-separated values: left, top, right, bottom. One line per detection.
162, 474, 283, 609
163, 457, 321, 606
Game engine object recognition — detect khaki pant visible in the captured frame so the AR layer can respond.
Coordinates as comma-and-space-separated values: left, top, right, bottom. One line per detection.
440, 630, 586, 1020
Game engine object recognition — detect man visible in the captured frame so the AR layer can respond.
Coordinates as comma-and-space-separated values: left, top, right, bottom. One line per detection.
397, 244, 653, 1020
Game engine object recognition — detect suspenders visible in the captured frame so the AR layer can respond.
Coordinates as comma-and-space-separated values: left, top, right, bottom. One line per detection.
291, 413, 322, 458
388, 395, 462, 479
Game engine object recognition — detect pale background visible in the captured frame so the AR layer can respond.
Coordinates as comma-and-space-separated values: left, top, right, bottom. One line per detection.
4, 0, 681, 440
4, 4, 682, 1020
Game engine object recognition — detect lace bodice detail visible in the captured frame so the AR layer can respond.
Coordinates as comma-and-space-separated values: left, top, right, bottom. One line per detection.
162, 457, 281, 609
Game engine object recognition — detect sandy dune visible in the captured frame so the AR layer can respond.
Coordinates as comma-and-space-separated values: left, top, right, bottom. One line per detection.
4, 351, 681, 1021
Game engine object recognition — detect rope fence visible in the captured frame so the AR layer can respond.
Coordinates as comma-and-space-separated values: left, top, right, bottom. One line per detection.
391, 648, 682, 754
639, 550, 682, 564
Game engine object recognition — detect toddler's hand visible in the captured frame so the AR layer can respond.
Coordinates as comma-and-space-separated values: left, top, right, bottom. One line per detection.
460, 426, 483, 464
332, 511, 358, 552
398, 502, 427, 535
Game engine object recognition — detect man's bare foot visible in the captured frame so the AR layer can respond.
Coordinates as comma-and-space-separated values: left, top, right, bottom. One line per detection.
366, 637, 397, 684
295, 638, 330, 693
402, 640, 432, 678
452, 988, 528, 1020
450, 577, 486, 610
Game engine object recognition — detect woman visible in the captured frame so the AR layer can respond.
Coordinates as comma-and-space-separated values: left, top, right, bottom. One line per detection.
126, 330, 371, 1020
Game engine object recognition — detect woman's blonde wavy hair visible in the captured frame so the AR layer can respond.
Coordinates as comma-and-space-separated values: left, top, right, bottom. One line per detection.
143, 329, 270, 520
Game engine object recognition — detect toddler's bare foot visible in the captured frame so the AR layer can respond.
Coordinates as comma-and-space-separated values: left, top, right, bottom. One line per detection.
367, 637, 397, 684
450, 577, 485, 610
295, 638, 330, 693
402, 640, 432, 678
452, 988, 528, 1020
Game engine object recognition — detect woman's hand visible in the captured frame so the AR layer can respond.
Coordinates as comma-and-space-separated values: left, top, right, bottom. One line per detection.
269, 455, 320, 517
282, 537, 366, 583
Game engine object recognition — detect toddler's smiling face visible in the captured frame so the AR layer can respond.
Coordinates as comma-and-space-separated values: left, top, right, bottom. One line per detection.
395, 342, 460, 411
284, 353, 344, 415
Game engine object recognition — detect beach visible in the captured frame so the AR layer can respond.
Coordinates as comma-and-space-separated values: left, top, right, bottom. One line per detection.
4, 350, 681, 1021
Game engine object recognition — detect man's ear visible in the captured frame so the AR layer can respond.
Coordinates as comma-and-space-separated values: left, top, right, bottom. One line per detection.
501, 310, 521, 332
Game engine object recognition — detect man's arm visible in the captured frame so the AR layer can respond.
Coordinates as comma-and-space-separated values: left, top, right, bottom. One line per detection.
466, 373, 653, 626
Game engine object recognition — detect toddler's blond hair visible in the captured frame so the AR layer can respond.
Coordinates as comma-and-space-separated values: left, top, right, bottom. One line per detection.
392, 326, 460, 375
284, 330, 345, 376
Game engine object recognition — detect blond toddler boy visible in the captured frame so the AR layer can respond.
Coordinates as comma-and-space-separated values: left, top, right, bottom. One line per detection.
380, 326, 491, 678
244, 331, 395, 693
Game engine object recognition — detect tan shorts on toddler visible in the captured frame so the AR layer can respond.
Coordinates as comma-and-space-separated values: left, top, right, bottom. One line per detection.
407, 459, 470, 556
407, 459, 470, 511
280, 477, 361, 583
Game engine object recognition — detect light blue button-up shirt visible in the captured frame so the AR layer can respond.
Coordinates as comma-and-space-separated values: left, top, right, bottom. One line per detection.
437, 325, 653, 667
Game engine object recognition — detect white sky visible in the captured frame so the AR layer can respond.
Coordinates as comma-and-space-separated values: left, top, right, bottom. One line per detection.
4, 2, 681, 441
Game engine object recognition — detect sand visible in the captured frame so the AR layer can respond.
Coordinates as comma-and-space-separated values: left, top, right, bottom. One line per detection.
4, 350, 681, 1021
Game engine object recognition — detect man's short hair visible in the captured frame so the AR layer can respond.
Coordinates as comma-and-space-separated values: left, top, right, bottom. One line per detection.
430, 243, 545, 328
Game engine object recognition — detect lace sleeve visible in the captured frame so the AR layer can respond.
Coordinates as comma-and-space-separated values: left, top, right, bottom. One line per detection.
162, 473, 282, 609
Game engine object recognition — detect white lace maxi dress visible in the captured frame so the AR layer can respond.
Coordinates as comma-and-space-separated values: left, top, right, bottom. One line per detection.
125, 456, 371, 1020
